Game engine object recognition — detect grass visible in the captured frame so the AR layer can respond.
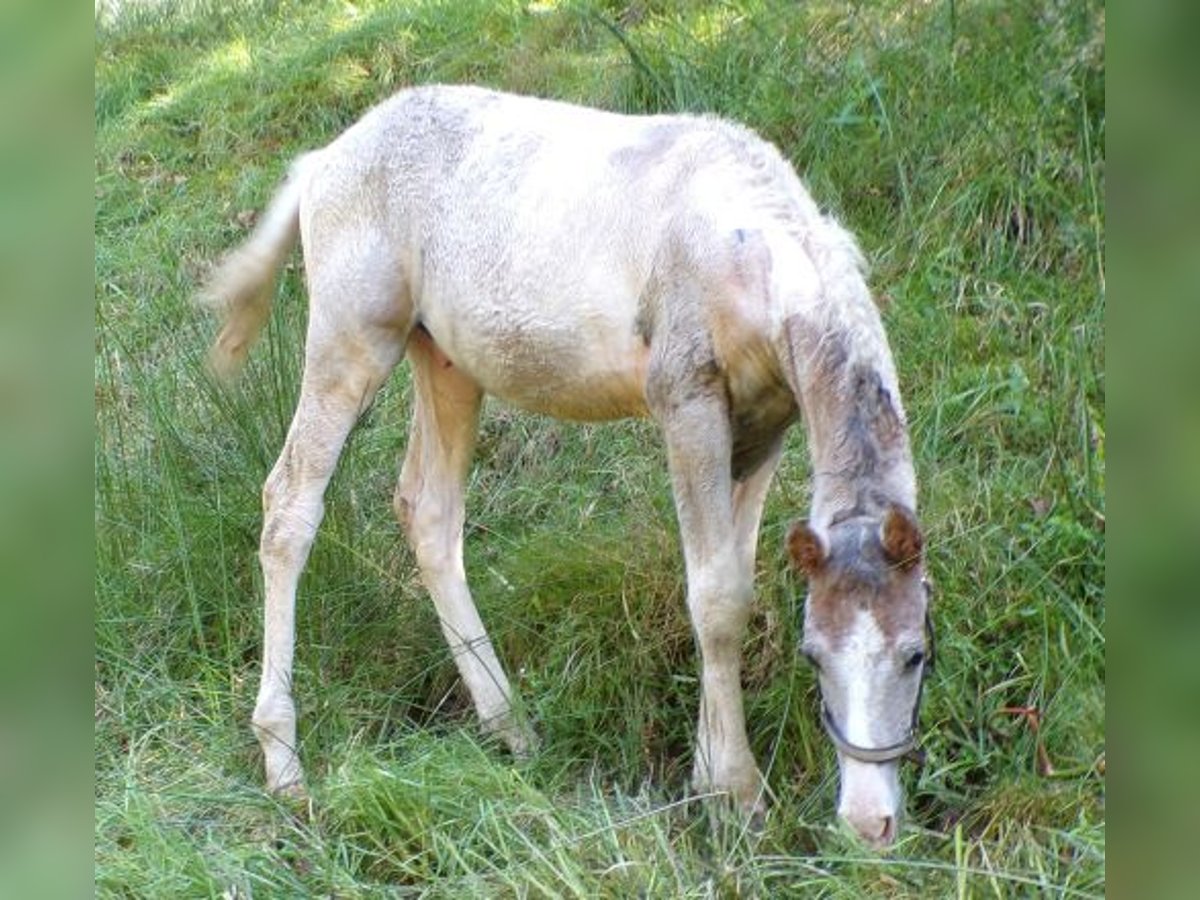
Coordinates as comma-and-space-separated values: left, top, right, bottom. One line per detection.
95, 0, 1105, 895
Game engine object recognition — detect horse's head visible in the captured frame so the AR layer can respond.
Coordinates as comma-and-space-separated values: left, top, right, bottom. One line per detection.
787, 503, 932, 848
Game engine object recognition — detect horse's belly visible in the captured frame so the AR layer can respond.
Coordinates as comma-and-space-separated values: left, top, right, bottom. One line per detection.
481, 348, 652, 421
421, 301, 652, 422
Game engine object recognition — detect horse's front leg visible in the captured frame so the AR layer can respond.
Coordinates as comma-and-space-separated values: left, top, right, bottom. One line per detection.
652, 383, 766, 820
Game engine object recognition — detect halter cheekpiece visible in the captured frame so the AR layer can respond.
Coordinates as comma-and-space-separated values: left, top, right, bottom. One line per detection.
817, 580, 936, 766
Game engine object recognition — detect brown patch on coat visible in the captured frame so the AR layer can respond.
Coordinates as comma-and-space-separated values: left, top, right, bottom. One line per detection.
788, 323, 851, 396
798, 513, 926, 646
730, 394, 795, 481
850, 365, 904, 453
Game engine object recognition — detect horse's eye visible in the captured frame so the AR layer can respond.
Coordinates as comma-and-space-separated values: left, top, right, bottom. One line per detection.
904, 650, 925, 671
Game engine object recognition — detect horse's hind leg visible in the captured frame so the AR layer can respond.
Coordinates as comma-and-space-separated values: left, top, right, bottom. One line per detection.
394, 329, 535, 756
253, 261, 406, 796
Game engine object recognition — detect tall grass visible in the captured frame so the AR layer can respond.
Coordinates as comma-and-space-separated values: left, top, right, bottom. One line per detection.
96, 1, 1104, 895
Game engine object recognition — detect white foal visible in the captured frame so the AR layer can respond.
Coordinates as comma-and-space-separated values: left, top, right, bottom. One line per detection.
202, 85, 932, 846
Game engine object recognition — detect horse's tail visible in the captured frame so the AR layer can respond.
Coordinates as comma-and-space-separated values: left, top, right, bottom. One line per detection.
199, 152, 319, 380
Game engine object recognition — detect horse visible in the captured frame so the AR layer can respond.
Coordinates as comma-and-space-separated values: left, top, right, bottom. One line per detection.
201, 85, 932, 848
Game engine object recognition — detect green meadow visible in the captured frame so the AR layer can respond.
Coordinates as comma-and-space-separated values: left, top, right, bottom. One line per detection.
95, 1, 1104, 895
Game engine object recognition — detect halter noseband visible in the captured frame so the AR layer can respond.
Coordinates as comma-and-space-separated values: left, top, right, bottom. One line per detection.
818, 588, 936, 766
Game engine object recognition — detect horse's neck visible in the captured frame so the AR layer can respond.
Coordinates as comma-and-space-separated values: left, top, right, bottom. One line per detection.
781, 313, 917, 529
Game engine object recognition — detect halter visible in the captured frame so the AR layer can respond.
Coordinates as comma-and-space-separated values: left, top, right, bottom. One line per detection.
817, 583, 936, 766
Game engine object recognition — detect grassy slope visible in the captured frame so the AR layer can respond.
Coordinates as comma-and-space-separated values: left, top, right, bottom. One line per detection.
95, 1, 1105, 896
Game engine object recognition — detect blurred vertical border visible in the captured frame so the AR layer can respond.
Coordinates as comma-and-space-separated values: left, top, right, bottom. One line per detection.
1110, 0, 1200, 897
32, 0, 1200, 893
0, 0, 93, 896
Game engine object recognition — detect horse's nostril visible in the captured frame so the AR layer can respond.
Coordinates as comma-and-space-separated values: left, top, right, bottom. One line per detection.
843, 810, 898, 847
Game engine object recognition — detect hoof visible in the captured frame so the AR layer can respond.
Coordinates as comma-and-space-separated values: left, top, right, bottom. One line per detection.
743, 795, 769, 834
507, 727, 540, 761
270, 778, 310, 813
721, 787, 769, 833
693, 767, 770, 831
695, 786, 769, 840
484, 714, 540, 760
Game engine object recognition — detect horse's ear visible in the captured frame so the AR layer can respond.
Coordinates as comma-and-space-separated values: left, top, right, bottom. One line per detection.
880, 505, 923, 570
786, 521, 828, 577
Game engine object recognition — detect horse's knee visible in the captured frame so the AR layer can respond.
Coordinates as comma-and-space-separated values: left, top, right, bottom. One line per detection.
411, 528, 457, 577
696, 601, 751, 654
689, 567, 754, 655
395, 484, 460, 574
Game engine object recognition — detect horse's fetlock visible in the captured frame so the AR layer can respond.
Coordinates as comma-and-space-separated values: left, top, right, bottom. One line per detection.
252, 694, 295, 734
